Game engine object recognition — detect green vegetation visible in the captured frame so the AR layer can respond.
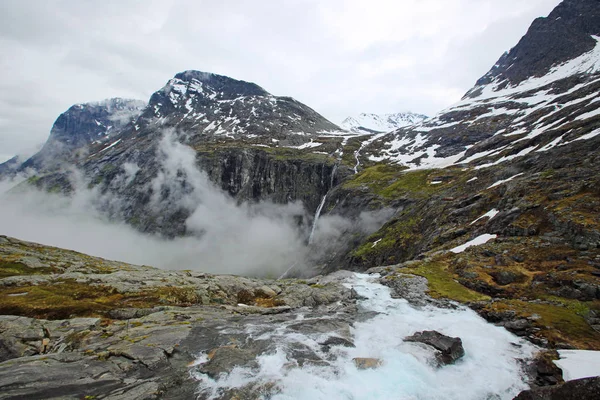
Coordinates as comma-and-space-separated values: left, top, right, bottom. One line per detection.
343, 165, 446, 199
481, 299, 600, 349
26, 175, 41, 184
0, 280, 203, 320
400, 260, 490, 303
351, 216, 421, 263
0, 260, 57, 278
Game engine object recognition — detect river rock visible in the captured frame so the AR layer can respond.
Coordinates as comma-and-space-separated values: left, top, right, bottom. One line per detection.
353, 357, 382, 369
404, 330, 465, 365
512, 376, 600, 400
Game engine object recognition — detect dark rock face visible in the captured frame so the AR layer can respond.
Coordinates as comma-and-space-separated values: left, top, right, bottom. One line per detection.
20, 98, 145, 172
404, 330, 465, 365
474, 0, 600, 89
513, 376, 600, 400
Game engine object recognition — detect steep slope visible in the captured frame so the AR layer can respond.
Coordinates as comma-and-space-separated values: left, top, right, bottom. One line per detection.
356, 0, 600, 171
12, 98, 146, 173
341, 112, 427, 134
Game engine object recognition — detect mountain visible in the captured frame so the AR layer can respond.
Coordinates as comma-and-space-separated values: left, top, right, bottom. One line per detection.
341, 112, 428, 134
17, 71, 348, 238
1, 1, 600, 398
356, 0, 600, 170
122, 70, 340, 145
7, 98, 146, 173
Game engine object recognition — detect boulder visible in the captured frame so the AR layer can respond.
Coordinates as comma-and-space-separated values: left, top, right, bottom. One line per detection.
353, 358, 382, 369
512, 376, 600, 400
404, 330, 465, 365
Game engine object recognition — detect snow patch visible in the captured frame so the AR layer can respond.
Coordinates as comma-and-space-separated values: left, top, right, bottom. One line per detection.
553, 350, 600, 381
451, 234, 498, 254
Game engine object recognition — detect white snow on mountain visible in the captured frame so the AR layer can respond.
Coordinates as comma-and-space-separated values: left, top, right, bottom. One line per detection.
341, 112, 427, 134
362, 35, 600, 171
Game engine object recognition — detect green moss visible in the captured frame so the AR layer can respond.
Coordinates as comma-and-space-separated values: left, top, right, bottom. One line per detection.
261, 146, 334, 164
402, 261, 490, 303
341, 135, 369, 168
351, 216, 421, 262
27, 175, 41, 184
101, 164, 117, 173
343, 166, 444, 199
484, 299, 600, 349
0, 281, 203, 320
0, 260, 56, 278
540, 169, 555, 179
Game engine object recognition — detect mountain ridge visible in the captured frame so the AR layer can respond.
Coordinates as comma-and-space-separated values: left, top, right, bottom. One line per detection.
341, 111, 428, 134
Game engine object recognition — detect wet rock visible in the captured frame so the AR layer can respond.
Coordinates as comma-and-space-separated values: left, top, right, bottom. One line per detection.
352, 357, 382, 369
287, 343, 327, 367
503, 319, 533, 336
199, 346, 258, 378
404, 330, 465, 365
320, 336, 355, 352
321, 336, 355, 348
288, 318, 352, 339
513, 376, 600, 400
378, 273, 433, 306
524, 350, 564, 388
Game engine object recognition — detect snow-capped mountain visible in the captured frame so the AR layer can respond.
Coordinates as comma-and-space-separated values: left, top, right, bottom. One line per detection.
360, 0, 600, 170
128, 70, 340, 146
341, 112, 427, 134
16, 98, 146, 172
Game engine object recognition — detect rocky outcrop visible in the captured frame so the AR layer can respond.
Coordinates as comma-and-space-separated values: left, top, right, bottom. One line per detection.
513, 376, 600, 400
0, 235, 361, 399
404, 330, 465, 365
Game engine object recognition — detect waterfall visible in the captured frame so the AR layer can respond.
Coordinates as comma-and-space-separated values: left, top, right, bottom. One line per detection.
280, 163, 338, 279
330, 163, 338, 187
307, 194, 327, 245
278, 261, 298, 280
307, 162, 339, 245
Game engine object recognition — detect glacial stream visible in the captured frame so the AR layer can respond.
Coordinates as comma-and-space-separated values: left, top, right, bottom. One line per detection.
192, 273, 536, 399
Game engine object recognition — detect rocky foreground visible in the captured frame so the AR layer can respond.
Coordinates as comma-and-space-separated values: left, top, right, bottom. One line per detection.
0, 234, 598, 399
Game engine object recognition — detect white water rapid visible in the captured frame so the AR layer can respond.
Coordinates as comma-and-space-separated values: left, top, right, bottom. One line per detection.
192, 273, 537, 399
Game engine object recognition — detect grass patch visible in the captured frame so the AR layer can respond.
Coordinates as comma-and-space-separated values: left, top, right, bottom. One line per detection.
402, 260, 490, 303
343, 165, 443, 199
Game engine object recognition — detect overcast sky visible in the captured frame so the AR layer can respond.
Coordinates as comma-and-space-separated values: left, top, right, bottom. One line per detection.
0, 0, 561, 162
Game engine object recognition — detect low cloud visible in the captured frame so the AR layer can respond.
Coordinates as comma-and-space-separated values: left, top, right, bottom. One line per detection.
0, 133, 389, 277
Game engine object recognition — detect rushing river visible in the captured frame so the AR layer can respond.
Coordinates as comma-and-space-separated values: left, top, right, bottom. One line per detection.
193, 273, 536, 399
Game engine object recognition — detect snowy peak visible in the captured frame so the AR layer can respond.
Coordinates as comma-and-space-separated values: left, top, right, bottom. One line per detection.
360, 0, 600, 171
468, 0, 600, 96
131, 70, 340, 143
173, 70, 269, 98
341, 112, 427, 134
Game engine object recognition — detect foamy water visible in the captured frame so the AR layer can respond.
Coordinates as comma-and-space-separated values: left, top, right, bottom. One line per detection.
192, 273, 536, 399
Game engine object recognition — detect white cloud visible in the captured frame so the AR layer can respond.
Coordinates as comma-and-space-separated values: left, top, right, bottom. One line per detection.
0, 0, 561, 158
